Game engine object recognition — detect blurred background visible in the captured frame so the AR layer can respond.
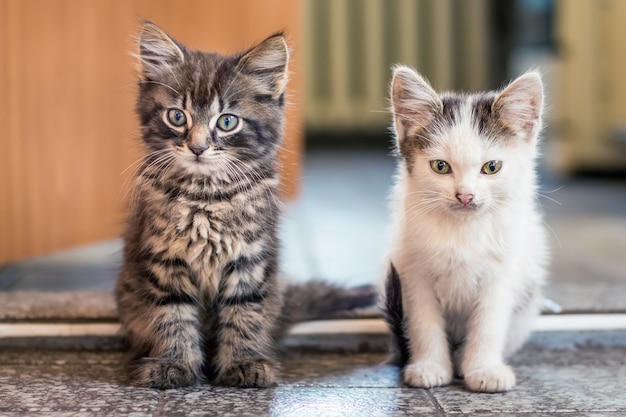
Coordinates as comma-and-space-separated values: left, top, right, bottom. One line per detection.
304, 0, 626, 171
1, 0, 625, 313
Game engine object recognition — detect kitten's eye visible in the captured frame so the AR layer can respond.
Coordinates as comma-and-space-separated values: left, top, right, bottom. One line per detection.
216, 114, 239, 132
481, 160, 502, 175
430, 160, 452, 174
167, 108, 187, 127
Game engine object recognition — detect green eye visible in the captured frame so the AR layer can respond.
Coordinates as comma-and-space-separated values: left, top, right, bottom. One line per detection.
481, 160, 502, 175
216, 114, 239, 132
167, 108, 187, 127
430, 160, 451, 174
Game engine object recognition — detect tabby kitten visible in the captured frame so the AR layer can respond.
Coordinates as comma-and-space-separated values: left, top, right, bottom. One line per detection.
384, 66, 549, 392
116, 21, 291, 389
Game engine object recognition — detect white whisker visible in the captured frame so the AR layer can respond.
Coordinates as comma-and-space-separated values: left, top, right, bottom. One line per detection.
138, 80, 182, 97
542, 219, 562, 249
537, 193, 562, 206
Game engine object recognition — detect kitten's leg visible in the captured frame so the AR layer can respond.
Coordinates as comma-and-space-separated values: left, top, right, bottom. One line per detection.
505, 288, 541, 357
213, 260, 280, 388
401, 271, 453, 388
117, 268, 204, 389
461, 281, 516, 393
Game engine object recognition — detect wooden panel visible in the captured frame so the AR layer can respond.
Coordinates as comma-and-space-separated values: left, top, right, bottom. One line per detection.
553, 0, 626, 174
0, 0, 303, 263
605, 0, 626, 138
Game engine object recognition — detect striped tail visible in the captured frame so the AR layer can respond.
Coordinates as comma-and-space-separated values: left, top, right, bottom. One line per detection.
282, 280, 378, 321
275, 280, 378, 338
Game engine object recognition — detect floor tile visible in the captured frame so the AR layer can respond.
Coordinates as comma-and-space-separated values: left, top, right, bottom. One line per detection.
0, 364, 159, 415
433, 346, 626, 414
279, 351, 397, 388
159, 387, 438, 417
0, 338, 625, 416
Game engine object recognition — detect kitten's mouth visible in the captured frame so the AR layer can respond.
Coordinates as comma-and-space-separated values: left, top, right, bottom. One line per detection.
180, 155, 206, 165
451, 202, 480, 213
184, 153, 211, 164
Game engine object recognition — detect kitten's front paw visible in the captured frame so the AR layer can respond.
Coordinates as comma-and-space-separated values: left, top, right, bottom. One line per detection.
219, 359, 276, 388
464, 364, 516, 392
403, 361, 452, 388
131, 359, 200, 389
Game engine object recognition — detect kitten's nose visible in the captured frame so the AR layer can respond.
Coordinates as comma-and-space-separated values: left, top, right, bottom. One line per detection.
188, 144, 208, 156
456, 193, 474, 205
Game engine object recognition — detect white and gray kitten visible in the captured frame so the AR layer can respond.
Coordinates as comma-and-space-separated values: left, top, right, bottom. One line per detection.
383, 66, 549, 392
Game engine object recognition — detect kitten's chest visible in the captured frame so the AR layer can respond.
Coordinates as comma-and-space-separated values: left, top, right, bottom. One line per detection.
410, 220, 508, 305
153, 199, 247, 295
173, 201, 242, 263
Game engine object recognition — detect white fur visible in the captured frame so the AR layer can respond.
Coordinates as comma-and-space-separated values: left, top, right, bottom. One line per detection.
388, 68, 549, 393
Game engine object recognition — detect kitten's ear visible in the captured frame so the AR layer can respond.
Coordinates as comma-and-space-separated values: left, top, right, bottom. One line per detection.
390, 66, 442, 144
137, 20, 185, 79
237, 32, 289, 98
492, 71, 544, 141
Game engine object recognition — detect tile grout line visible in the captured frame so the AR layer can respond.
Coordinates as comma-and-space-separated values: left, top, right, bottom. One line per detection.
425, 388, 449, 417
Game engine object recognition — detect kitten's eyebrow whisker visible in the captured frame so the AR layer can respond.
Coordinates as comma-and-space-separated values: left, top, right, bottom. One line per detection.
219, 72, 247, 105
221, 83, 249, 104
392, 111, 428, 126
139, 80, 182, 97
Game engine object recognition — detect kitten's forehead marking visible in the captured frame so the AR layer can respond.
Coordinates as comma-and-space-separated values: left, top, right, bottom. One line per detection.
207, 97, 221, 130
440, 95, 462, 128
184, 92, 193, 114
210, 96, 220, 114
472, 93, 515, 140
435, 93, 515, 146
472, 94, 495, 134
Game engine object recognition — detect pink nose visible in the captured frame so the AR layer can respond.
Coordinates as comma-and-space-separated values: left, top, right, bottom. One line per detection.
456, 193, 474, 205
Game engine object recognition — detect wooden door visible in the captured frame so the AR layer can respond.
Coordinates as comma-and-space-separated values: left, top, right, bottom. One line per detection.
0, 0, 303, 264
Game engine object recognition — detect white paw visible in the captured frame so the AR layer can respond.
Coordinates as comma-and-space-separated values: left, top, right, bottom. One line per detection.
464, 364, 516, 392
403, 361, 452, 388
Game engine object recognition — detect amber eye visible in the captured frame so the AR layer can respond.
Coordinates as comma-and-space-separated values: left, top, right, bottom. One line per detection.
430, 160, 452, 174
216, 114, 239, 132
167, 108, 187, 127
481, 160, 502, 175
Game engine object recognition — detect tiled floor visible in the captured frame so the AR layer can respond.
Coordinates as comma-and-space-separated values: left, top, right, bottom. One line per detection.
1, 330, 625, 416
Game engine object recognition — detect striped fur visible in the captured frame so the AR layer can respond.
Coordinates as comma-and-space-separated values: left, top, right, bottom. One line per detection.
116, 21, 289, 389
385, 67, 549, 393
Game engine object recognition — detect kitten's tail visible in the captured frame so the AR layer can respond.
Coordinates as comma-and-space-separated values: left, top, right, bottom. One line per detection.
275, 280, 378, 338
383, 262, 410, 366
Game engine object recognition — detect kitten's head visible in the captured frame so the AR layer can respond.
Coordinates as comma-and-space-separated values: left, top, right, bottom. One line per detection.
135, 21, 289, 176
390, 66, 543, 217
